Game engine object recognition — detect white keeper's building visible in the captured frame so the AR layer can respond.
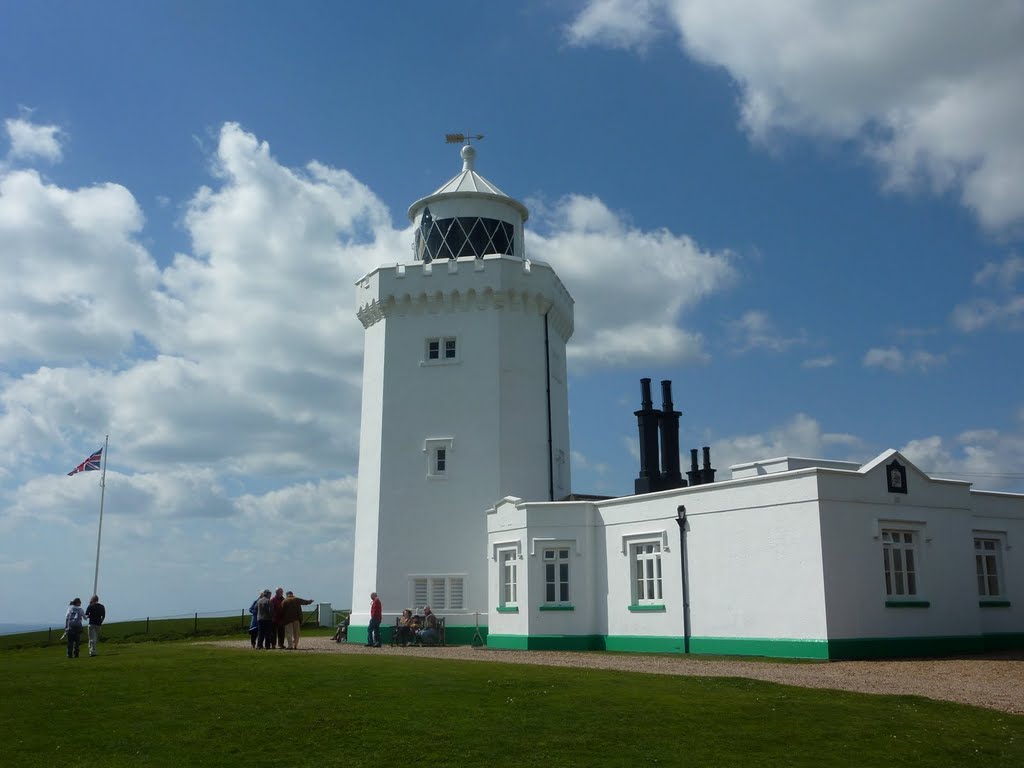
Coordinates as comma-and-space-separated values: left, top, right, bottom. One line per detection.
350, 145, 1024, 658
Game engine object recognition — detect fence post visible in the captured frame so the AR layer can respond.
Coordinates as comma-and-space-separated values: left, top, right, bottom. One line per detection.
146, 617, 150, 634
194, 613, 198, 634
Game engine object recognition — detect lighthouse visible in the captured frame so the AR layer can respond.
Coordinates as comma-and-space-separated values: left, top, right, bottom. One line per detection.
349, 142, 575, 643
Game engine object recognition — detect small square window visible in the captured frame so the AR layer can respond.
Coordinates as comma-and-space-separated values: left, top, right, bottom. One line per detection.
425, 336, 458, 365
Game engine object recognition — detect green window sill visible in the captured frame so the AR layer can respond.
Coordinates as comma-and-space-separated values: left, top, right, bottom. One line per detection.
885, 600, 930, 608
628, 604, 666, 612
539, 605, 575, 611
979, 600, 1011, 608
495, 606, 519, 613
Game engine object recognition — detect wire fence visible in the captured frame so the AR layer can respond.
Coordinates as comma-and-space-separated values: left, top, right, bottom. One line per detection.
0, 605, 351, 651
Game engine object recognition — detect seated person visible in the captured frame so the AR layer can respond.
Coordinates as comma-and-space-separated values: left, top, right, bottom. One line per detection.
395, 609, 414, 646
336, 619, 349, 642
415, 606, 439, 645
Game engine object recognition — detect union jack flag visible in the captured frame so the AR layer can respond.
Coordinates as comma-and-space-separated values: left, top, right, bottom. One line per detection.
68, 448, 102, 476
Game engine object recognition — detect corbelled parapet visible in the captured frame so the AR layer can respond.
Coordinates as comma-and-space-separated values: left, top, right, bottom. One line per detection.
355, 253, 575, 342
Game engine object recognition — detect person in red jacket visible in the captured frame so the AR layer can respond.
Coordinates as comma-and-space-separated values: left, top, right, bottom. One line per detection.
367, 592, 382, 647
270, 587, 286, 650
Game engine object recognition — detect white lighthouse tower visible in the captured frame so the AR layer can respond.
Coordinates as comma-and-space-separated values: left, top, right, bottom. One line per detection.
349, 142, 574, 643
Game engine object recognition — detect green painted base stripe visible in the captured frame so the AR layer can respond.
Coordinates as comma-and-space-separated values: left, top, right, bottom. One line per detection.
347, 624, 489, 646
689, 636, 830, 659
486, 634, 603, 651
441, 625, 489, 645
604, 635, 684, 653
981, 632, 1024, 650
357, 628, 1024, 658
827, 633, 1024, 659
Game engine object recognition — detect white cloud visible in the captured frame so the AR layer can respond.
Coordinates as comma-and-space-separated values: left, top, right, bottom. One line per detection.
570, 450, 610, 475
863, 346, 946, 373
951, 254, 1024, 332
0, 169, 158, 363
727, 310, 805, 353
569, 0, 1024, 232
5, 117, 63, 163
712, 413, 864, 475
863, 346, 903, 371
802, 355, 836, 369
530, 194, 736, 370
901, 430, 1024, 491
972, 255, 1024, 288
565, 0, 663, 51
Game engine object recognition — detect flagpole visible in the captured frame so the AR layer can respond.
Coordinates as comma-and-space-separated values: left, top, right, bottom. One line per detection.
92, 434, 109, 597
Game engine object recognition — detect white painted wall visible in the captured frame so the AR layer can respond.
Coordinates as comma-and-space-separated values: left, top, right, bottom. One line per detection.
679, 475, 829, 642
351, 255, 573, 629
971, 492, 1024, 635
487, 452, 1024, 655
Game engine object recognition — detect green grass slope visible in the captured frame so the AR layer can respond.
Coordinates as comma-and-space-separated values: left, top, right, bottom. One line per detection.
2, 641, 1021, 767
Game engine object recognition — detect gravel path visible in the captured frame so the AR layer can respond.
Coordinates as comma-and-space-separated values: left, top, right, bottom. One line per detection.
207, 638, 1024, 714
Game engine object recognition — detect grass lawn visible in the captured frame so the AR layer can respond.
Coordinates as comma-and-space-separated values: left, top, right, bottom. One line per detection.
2, 639, 1021, 767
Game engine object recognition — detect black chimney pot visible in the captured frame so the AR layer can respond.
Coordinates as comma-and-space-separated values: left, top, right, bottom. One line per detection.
634, 378, 662, 494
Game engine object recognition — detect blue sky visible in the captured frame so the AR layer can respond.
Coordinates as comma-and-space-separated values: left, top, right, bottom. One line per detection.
2, 1, 1022, 625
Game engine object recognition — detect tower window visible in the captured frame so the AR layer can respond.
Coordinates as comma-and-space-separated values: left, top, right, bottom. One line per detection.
425, 337, 458, 364
424, 438, 454, 480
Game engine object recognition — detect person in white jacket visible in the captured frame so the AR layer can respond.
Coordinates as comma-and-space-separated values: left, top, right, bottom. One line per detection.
64, 598, 87, 658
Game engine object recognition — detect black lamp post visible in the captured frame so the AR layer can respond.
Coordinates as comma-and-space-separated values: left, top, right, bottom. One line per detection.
675, 505, 690, 654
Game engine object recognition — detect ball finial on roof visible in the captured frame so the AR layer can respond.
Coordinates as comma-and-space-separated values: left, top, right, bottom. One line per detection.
461, 144, 476, 172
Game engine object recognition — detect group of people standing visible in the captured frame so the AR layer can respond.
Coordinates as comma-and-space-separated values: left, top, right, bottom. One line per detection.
63, 595, 105, 658
249, 587, 314, 650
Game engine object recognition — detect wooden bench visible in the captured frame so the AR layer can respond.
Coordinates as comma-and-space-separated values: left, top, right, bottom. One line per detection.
390, 616, 445, 646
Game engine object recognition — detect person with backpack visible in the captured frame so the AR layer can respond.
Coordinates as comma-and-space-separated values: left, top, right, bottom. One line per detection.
84, 595, 106, 657
64, 598, 87, 658
248, 591, 260, 648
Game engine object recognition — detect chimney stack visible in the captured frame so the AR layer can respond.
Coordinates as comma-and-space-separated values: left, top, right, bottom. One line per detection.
687, 448, 702, 486
633, 378, 661, 494
658, 380, 683, 487
700, 446, 717, 485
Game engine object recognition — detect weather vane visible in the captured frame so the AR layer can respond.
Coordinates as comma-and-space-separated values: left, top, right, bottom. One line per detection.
445, 132, 484, 145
